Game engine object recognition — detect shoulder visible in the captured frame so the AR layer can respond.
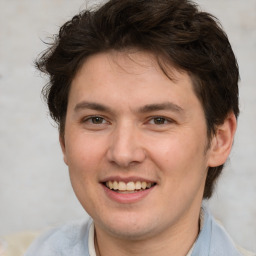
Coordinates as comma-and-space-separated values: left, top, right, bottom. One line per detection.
237, 246, 256, 256
192, 207, 256, 256
211, 216, 255, 256
24, 218, 92, 256
0, 232, 40, 256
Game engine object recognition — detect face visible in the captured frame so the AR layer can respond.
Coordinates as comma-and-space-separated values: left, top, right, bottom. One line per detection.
61, 50, 214, 240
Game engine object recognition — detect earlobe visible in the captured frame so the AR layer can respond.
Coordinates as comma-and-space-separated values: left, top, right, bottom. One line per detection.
207, 113, 237, 167
59, 135, 68, 166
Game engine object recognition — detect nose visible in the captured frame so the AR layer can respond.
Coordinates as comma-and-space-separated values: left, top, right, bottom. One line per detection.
107, 122, 146, 168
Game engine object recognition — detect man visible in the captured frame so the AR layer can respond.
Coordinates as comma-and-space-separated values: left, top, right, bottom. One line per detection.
25, 0, 255, 255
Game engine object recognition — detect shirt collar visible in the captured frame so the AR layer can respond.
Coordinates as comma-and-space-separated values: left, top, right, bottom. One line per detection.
88, 212, 204, 256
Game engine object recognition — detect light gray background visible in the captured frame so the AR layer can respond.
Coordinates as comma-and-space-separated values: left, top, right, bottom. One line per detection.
0, 0, 255, 252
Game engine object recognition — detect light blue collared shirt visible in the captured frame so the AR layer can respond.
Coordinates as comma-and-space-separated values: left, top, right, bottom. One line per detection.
25, 206, 253, 256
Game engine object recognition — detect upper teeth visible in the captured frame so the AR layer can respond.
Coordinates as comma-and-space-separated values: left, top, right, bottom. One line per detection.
105, 181, 154, 191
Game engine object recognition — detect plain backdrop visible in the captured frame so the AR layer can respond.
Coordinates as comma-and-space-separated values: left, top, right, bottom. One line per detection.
0, 0, 255, 252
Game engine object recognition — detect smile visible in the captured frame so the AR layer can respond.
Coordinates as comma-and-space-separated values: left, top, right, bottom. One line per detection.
105, 181, 156, 193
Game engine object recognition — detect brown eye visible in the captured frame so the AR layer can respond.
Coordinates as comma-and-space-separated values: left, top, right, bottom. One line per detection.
152, 117, 167, 125
83, 116, 108, 125
91, 116, 104, 124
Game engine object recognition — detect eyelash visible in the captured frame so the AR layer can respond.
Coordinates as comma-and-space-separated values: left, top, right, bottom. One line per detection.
82, 115, 109, 125
81, 115, 175, 127
147, 116, 174, 125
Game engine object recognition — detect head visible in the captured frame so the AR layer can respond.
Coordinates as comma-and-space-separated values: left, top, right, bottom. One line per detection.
36, 0, 239, 199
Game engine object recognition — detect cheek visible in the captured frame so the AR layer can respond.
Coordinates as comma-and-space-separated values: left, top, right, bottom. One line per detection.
65, 136, 106, 185
151, 134, 200, 162
66, 132, 106, 163
149, 131, 208, 180
65, 136, 103, 204
151, 135, 207, 203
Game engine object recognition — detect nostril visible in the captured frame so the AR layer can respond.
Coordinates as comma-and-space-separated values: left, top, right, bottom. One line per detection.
106, 137, 147, 167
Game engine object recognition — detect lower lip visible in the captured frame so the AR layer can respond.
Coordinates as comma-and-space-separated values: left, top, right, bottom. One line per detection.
102, 184, 155, 204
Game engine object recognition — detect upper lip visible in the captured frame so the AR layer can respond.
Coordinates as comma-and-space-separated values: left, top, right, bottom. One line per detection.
100, 176, 157, 184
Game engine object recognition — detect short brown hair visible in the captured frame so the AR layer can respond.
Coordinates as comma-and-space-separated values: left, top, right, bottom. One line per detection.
36, 0, 239, 199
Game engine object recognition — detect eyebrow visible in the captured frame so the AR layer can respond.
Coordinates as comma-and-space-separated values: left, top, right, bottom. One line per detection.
74, 101, 112, 113
137, 102, 184, 113
74, 101, 184, 114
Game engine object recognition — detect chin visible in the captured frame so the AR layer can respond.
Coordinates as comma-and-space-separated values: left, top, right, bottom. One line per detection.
96, 213, 160, 240
106, 225, 156, 241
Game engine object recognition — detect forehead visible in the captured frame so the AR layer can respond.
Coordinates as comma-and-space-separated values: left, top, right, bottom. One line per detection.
77, 50, 183, 79
69, 50, 202, 114
73, 50, 193, 88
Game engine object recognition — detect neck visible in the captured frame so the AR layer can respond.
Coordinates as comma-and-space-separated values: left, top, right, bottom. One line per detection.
94, 209, 201, 256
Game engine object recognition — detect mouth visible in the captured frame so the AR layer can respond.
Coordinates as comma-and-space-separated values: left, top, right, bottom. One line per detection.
103, 181, 156, 193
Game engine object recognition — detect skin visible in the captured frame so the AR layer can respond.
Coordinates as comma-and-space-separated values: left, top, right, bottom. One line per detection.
60, 50, 236, 256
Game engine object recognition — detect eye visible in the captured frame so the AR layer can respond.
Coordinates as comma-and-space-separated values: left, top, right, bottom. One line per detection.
82, 116, 108, 125
148, 117, 171, 125
90, 116, 105, 124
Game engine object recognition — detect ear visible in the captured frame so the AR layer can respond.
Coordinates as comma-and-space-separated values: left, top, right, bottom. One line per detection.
59, 135, 68, 166
207, 113, 237, 167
